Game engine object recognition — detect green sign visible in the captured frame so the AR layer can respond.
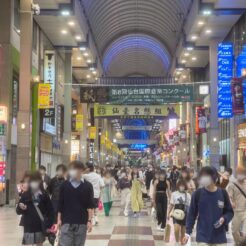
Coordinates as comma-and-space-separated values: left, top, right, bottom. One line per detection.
80, 85, 194, 104
109, 85, 193, 104
0, 124, 5, 136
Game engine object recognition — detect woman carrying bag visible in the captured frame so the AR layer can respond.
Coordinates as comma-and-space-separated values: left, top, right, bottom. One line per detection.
16, 172, 54, 246
168, 180, 191, 246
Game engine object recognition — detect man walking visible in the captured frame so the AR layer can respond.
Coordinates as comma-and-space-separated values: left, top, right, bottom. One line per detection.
227, 166, 246, 245
57, 161, 94, 246
183, 166, 234, 246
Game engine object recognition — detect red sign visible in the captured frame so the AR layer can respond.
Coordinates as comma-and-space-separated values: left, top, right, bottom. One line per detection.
196, 107, 207, 134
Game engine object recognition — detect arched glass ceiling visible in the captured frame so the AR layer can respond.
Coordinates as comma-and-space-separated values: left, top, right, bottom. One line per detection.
103, 34, 171, 76
81, 0, 192, 76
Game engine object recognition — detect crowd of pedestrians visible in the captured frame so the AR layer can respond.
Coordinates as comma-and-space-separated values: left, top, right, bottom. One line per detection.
16, 161, 246, 246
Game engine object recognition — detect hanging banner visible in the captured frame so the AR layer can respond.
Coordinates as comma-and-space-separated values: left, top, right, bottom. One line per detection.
44, 50, 56, 108
94, 104, 180, 118
217, 42, 233, 118
80, 85, 193, 104
75, 114, 83, 131
100, 134, 106, 145
231, 78, 245, 115
89, 126, 97, 139
38, 84, 51, 109
196, 107, 207, 134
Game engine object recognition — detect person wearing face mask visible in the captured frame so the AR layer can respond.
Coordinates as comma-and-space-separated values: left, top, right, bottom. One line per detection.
57, 161, 94, 246
48, 164, 67, 218
131, 170, 144, 217
153, 170, 171, 231
227, 166, 246, 245
145, 165, 155, 193
183, 166, 234, 246
168, 180, 191, 246
16, 172, 54, 246
149, 171, 160, 216
38, 165, 51, 190
118, 171, 132, 217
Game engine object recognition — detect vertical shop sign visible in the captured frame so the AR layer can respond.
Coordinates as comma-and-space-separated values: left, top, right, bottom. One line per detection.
217, 42, 233, 118
89, 126, 97, 139
12, 80, 18, 118
44, 50, 56, 108
89, 141, 94, 164
196, 107, 207, 134
179, 124, 186, 142
75, 115, 83, 131
231, 78, 244, 115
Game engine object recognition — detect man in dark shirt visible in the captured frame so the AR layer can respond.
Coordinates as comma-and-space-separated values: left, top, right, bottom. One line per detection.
145, 165, 154, 191
183, 166, 234, 246
57, 161, 94, 246
48, 164, 67, 216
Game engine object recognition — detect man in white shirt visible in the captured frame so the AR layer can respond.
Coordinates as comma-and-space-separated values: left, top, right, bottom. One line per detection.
84, 163, 104, 225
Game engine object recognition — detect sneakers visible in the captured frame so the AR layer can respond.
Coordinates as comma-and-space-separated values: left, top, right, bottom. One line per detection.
92, 217, 96, 226
124, 210, 128, 217
95, 215, 99, 225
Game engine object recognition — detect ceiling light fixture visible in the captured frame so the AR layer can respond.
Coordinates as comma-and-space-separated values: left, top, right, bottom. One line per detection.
191, 35, 198, 40
184, 52, 190, 57
205, 29, 212, 34
77, 57, 82, 61
61, 10, 70, 16
80, 47, 86, 51
68, 21, 75, 26
202, 9, 212, 16
181, 59, 186, 64
198, 20, 205, 26
87, 59, 92, 63
186, 46, 194, 51
61, 29, 68, 35
83, 52, 89, 57
92, 71, 97, 75
86, 74, 91, 79
75, 35, 82, 41
191, 57, 197, 61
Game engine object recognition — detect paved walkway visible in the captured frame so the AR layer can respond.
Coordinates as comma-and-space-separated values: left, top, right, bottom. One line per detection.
0, 200, 234, 245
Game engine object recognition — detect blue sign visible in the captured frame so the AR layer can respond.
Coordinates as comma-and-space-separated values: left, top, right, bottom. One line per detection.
130, 144, 147, 149
236, 45, 246, 115
217, 42, 233, 118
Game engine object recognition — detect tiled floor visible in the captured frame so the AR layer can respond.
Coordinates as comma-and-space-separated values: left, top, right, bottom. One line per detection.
0, 200, 235, 246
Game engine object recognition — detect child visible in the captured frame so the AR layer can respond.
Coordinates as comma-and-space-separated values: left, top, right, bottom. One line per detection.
16, 171, 54, 246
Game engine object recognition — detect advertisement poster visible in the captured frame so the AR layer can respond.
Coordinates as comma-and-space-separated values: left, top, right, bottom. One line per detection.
75, 114, 83, 131
231, 78, 244, 115
38, 84, 51, 109
196, 107, 207, 134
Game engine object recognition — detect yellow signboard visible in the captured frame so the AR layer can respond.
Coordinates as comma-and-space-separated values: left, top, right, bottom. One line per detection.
94, 104, 180, 118
89, 126, 97, 139
0, 106, 7, 123
101, 134, 106, 145
38, 84, 51, 109
75, 114, 83, 131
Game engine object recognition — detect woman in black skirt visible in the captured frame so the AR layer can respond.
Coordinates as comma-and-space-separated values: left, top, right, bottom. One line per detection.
16, 171, 54, 246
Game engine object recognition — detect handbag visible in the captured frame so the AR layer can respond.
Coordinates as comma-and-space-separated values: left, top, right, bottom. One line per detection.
172, 192, 187, 221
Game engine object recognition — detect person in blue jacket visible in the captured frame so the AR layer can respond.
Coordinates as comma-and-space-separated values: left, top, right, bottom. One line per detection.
183, 166, 234, 246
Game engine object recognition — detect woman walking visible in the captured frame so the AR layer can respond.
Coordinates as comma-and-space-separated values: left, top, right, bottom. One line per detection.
131, 170, 144, 217
153, 170, 170, 231
16, 171, 54, 246
168, 180, 191, 246
102, 171, 116, 216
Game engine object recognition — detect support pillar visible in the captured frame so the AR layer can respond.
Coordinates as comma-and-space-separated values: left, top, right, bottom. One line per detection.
62, 51, 72, 165
209, 39, 220, 168
16, 0, 33, 183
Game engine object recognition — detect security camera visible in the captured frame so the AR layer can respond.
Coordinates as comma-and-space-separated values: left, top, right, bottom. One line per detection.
32, 3, 40, 15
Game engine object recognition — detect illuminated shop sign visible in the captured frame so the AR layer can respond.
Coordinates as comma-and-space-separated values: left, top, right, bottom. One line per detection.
0, 106, 7, 123
130, 144, 147, 149
217, 42, 233, 118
